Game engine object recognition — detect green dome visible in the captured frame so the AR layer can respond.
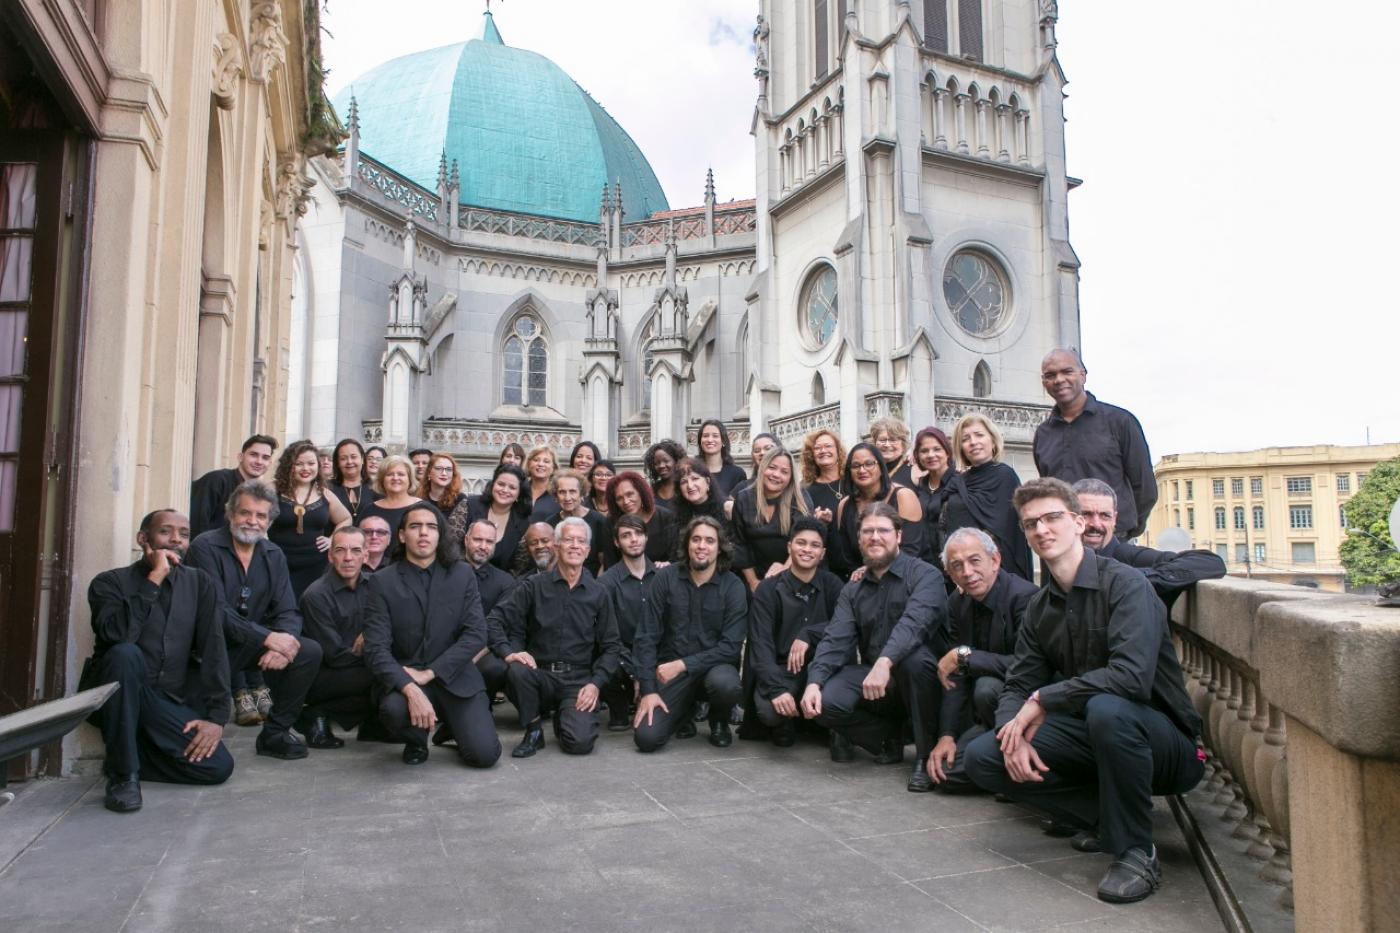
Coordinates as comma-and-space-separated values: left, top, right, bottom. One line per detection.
334, 13, 669, 223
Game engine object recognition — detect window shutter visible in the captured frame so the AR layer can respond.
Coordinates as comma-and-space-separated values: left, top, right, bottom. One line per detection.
958, 0, 983, 61
815, 0, 829, 79
924, 0, 949, 52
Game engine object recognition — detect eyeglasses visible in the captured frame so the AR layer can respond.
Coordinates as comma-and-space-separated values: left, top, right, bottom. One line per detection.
1020, 510, 1073, 533
362, 528, 389, 537
850, 460, 879, 472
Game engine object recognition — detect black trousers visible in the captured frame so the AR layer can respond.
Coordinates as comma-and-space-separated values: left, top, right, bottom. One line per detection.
228, 635, 321, 736
633, 663, 742, 753
753, 670, 807, 728
505, 664, 599, 754
964, 693, 1204, 855
304, 662, 375, 728
600, 668, 634, 720
476, 653, 508, 695
379, 681, 501, 768
815, 646, 941, 760
87, 644, 235, 784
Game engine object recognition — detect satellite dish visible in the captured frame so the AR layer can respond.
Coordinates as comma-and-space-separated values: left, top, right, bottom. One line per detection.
1157, 527, 1191, 553
1388, 496, 1400, 549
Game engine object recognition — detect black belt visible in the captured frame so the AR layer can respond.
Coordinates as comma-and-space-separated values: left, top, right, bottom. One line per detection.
545, 661, 578, 674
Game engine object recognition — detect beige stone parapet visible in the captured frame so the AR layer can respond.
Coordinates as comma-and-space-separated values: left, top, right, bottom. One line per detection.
1172, 577, 1400, 931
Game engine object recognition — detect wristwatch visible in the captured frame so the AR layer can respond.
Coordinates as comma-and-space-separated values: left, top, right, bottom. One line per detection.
955, 645, 972, 672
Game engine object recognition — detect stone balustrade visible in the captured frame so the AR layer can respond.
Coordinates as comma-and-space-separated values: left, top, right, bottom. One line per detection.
773, 71, 846, 199
1171, 576, 1400, 931
919, 56, 1036, 169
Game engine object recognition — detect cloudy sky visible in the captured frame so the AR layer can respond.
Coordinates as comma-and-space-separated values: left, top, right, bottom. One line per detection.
322, 1, 1400, 458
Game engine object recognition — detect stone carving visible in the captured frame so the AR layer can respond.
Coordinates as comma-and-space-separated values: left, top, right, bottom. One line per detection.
461, 206, 603, 246
935, 397, 1051, 432
457, 258, 594, 288
212, 33, 243, 111
275, 159, 312, 220
356, 159, 440, 223
770, 403, 840, 449
753, 15, 770, 83
248, 1, 288, 83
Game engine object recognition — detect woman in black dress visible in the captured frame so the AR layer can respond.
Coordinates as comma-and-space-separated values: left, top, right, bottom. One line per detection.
568, 440, 601, 476
363, 445, 387, 489
327, 438, 372, 523
939, 413, 1033, 580
358, 454, 424, 544
446, 464, 532, 572
587, 459, 615, 517
498, 443, 526, 470
418, 453, 466, 515
644, 439, 685, 509
523, 444, 559, 517
731, 448, 815, 592
910, 426, 956, 571
830, 442, 925, 579
269, 439, 351, 597
869, 416, 915, 487
695, 419, 749, 499
799, 428, 847, 525
673, 457, 728, 526
606, 471, 676, 564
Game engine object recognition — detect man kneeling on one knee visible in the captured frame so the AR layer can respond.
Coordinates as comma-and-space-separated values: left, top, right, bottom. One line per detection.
800, 503, 947, 793
963, 478, 1204, 905
489, 517, 621, 758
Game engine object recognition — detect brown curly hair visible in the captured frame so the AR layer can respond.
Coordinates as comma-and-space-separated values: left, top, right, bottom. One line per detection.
274, 439, 325, 498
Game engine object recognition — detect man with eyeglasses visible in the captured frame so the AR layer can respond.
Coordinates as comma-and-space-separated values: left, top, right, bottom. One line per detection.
359, 515, 392, 572
297, 525, 376, 749
800, 503, 947, 793
1033, 348, 1157, 539
963, 478, 1204, 905
186, 482, 322, 760
1071, 479, 1224, 610
362, 503, 501, 767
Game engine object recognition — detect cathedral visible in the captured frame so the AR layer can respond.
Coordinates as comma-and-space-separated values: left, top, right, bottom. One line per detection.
291, 0, 1077, 488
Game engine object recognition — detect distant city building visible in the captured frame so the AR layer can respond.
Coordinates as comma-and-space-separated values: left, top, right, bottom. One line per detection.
291, 2, 1078, 485
1143, 444, 1400, 593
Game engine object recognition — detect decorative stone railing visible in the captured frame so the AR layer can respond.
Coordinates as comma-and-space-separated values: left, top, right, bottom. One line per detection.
460, 205, 603, 247
353, 155, 440, 223
772, 70, 845, 199
620, 207, 757, 248
934, 396, 1051, 444
1171, 577, 1400, 931
770, 403, 840, 450
918, 55, 1037, 168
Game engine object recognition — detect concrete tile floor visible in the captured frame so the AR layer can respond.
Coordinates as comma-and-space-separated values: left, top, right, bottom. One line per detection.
0, 707, 1224, 932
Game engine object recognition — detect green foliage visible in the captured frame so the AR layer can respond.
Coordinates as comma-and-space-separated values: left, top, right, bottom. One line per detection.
1340, 456, 1400, 586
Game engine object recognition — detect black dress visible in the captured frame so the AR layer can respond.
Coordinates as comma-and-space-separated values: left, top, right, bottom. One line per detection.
452, 495, 530, 572
328, 482, 372, 523
731, 486, 817, 579
914, 469, 954, 570
710, 463, 750, 499
940, 461, 1033, 581
805, 476, 847, 520
888, 461, 915, 488
831, 484, 926, 579
269, 495, 335, 598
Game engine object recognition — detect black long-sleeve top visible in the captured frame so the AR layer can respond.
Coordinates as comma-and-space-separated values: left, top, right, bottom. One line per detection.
632, 564, 747, 696
186, 527, 302, 648
808, 553, 947, 686
361, 559, 487, 698
915, 470, 954, 570
995, 550, 1202, 740
1097, 536, 1226, 609
486, 568, 621, 689
748, 568, 844, 698
598, 559, 656, 675
298, 567, 370, 669
1033, 392, 1158, 538
938, 569, 1038, 737
708, 462, 749, 499
730, 486, 816, 576
86, 561, 232, 725
189, 467, 242, 538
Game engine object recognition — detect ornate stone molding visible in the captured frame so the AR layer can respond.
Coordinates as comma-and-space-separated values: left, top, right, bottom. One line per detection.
211, 33, 243, 111
275, 159, 313, 221
355, 158, 440, 223
770, 404, 840, 449
934, 396, 1051, 436
248, 1, 288, 83
457, 258, 594, 288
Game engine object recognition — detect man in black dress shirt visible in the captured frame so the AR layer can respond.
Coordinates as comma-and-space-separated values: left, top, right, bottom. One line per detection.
490, 518, 621, 758
84, 510, 234, 812
362, 504, 501, 767
186, 482, 320, 760
298, 526, 375, 749
1072, 479, 1225, 609
597, 514, 655, 732
925, 528, 1037, 793
633, 516, 747, 752
964, 478, 1204, 904
1034, 349, 1156, 539
801, 503, 947, 793
189, 434, 277, 538
748, 517, 842, 748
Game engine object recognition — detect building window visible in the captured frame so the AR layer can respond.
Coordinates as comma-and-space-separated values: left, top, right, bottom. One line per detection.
1336, 473, 1350, 494
1285, 476, 1312, 496
1214, 507, 1226, 530
1340, 505, 1348, 528
1172, 480, 1180, 500
943, 250, 1010, 337
972, 360, 992, 398
1252, 505, 1264, 530
1235, 543, 1248, 563
1254, 543, 1266, 563
1212, 479, 1225, 498
1357, 471, 1368, 487
957, 0, 983, 61
1215, 544, 1228, 561
1187, 508, 1195, 530
924, 0, 949, 51
814, 0, 830, 79
1230, 477, 1244, 497
1185, 480, 1194, 500
1173, 508, 1180, 527
801, 263, 838, 348
811, 371, 826, 405
1250, 476, 1263, 497
1289, 505, 1313, 530
1233, 506, 1245, 530
502, 314, 548, 407
1291, 542, 1316, 564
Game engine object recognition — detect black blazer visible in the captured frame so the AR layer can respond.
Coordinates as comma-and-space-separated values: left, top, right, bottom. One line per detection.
362, 559, 487, 699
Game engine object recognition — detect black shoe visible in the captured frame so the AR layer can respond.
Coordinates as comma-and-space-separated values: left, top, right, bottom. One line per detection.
1097, 846, 1160, 904
994, 792, 1014, 803
104, 775, 142, 813
770, 721, 797, 747
402, 743, 429, 765
256, 729, 309, 760
874, 738, 904, 765
829, 731, 854, 763
356, 719, 394, 743
1071, 831, 1102, 853
431, 723, 454, 746
607, 708, 631, 732
708, 720, 733, 748
1040, 817, 1078, 838
907, 761, 933, 793
729, 704, 744, 725
512, 723, 546, 758
675, 719, 697, 739
692, 701, 710, 723
306, 716, 345, 750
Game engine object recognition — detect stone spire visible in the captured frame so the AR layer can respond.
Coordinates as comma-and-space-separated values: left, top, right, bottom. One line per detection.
703, 167, 716, 239
436, 150, 449, 217
448, 159, 461, 227
598, 182, 612, 244
344, 94, 360, 177
610, 179, 623, 258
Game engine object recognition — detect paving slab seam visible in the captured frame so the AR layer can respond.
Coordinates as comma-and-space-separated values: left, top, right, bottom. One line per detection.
778, 803, 920, 885
0, 778, 98, 877
903, 878, 994, 931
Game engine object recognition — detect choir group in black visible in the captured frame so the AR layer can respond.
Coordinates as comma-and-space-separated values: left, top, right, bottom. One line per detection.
84, 349, 1226, 905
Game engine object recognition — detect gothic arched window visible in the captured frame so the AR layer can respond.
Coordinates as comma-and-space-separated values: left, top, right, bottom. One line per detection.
639, 313, 658, 413
812, 371, 826, 405
801, 263, 838, 349
503, 313, 547, 407
972, 360, 992, 398
943, 249, 1009, 337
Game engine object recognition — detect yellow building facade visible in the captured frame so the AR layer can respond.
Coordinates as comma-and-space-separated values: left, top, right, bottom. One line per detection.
1142, 444, 1400, 593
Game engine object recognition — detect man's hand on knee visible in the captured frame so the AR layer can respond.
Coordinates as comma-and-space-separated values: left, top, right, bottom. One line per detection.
800, 683, 823, 719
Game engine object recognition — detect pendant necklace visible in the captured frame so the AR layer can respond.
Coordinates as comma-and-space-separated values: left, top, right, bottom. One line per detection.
293, 485, 314, 535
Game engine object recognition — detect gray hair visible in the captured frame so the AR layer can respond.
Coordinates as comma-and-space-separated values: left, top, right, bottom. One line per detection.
941, 527, 999, 566
555, 516, 592, 546
1070, 478, 1117, 508
225, 480, 279, 521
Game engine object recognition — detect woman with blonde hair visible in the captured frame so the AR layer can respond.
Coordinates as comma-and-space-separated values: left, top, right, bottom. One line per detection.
731, 447, 813, 592
358, 453, 424, 544
868, 416, 914, 487
939, 413, 1032, 579
799, 428, 847, 524
523, 444, 558, 514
